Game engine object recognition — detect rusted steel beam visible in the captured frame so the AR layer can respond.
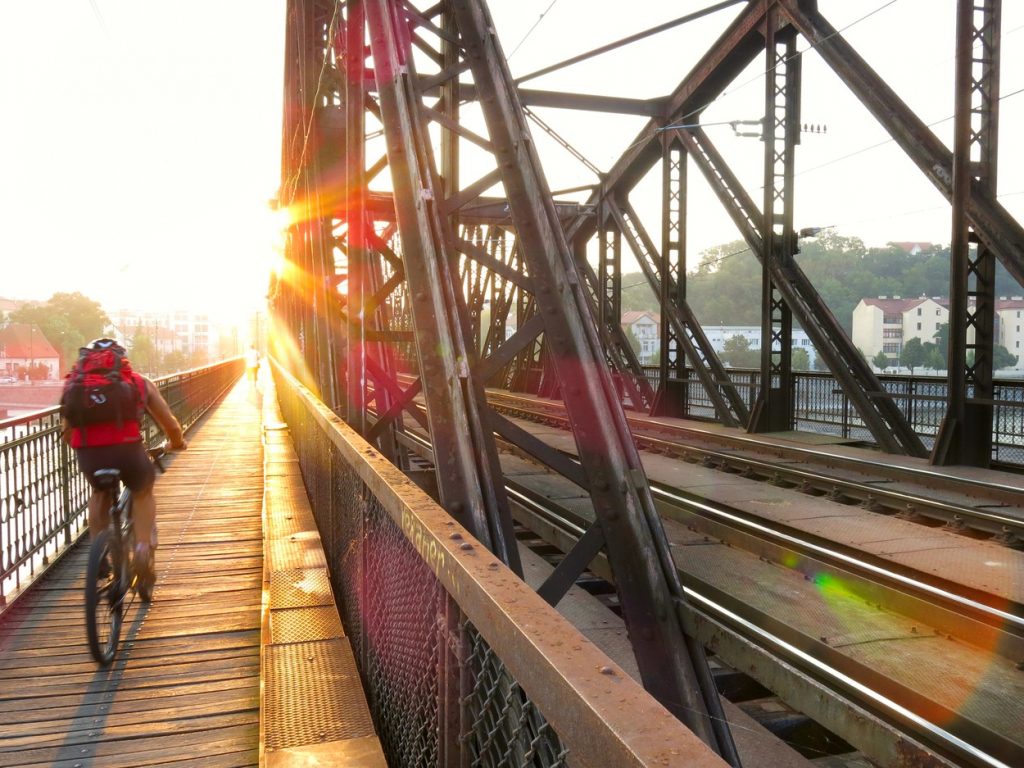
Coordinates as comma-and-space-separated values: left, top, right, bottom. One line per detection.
277, 361, 728, 768
364, 0, 522, 572
449, 0, 739, 758
780, 0, 1024, 288
679, 125, 925, 456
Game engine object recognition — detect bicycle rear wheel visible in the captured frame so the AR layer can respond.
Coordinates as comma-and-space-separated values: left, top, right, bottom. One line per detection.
85, 529, 125, 665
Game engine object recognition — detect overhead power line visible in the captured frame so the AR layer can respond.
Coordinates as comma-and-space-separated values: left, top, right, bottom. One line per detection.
507, 0, 559, 60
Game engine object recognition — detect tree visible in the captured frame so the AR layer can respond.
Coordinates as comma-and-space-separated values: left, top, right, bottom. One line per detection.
129, 331, 159, 375
161, 350, 190, 375
791, 348, 810, 370
9, 292, 110, 371
933, 323, 949, 355
721, 335, 759, 368
994, 345, 1019, 371
925, 345, 946, 372
872, 350, 890, 372
900, 337, 927, 374
813, 350, 830, 371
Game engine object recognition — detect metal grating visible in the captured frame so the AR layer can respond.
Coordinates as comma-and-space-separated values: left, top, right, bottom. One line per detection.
277, 371, 571, 768
270, 568, 334, 609
265, 639, 376, 750
269, 534, 328, 572
270, 605, 345, 644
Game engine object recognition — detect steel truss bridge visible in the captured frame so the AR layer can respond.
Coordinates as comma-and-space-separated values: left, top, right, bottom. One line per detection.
271, 0, 1022, 762
3, 2, 1023, 767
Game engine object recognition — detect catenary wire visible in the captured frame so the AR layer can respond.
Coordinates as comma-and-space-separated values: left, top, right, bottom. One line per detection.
507, 0, 560, 60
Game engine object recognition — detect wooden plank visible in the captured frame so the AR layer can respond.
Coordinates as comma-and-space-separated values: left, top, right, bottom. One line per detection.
0, 382, 262, 767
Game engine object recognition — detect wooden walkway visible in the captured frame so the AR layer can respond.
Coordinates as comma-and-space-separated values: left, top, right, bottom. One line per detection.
0, 380, 264, 767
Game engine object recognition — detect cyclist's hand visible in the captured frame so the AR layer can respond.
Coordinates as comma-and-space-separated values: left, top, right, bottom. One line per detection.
170, 438, 188, 451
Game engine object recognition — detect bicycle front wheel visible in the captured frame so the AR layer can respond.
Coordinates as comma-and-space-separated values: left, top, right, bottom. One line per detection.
85, 529, 125, 666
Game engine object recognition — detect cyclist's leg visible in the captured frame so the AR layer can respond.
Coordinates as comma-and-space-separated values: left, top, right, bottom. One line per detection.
131, 487, 157, 597
132, 486, 156, 547
87, 488, 114, 539
119, 443, 158, 594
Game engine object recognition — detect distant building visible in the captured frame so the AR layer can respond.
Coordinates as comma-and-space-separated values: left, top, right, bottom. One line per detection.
0, 323, 61, 380
701, 325, 818, 368
997, 296, 1024, 359
111, 307, 218, 360
173, 310, 212, 359
853, 295, 1024, 369
889, 242, 938, 256
621, 311, 660, 362
619, 313, 818, 367
852, 296, 950, 361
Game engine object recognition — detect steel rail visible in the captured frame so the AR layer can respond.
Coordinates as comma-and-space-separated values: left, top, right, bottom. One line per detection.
485, 391, 1024, 542
505, 470, 1021, 768
683, 589, 1014, 768
275, 360, 727, 768
651, 484, 1024, 638
395, 396, 1023, 766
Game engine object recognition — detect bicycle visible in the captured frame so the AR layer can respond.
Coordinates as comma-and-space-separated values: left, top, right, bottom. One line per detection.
84, 444, 166, 665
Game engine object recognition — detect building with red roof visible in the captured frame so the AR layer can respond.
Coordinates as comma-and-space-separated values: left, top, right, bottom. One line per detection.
853, 295, 1024, 370
0, 323, 61, 381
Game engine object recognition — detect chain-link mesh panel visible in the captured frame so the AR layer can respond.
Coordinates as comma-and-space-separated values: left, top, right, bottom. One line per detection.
275, 370, 569, 768
363, 499, 444, 765
463, 624, 569, 768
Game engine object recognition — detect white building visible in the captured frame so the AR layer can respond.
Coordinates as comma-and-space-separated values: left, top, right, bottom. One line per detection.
997, 297, 1024, 359
111, 308, 219, 360
853, 295, 1024, 370
621, 311, 660, 363
172, 311, 212, 359
701, 325, 818, 367
852, 296, 950, 361
620, 313, 819, 367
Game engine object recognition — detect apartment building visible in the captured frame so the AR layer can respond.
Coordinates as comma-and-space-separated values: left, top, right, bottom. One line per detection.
852, 295, 1024, 365
852, 296, 949, 360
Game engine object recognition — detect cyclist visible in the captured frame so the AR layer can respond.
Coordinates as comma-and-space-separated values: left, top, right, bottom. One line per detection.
61, 338, 187, 594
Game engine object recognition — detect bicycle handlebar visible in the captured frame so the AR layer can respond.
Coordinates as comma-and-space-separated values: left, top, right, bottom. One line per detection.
148, 444, 168, 474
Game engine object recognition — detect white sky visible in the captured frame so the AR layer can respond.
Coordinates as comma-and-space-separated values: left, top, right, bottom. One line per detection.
1, 1, 1022, 318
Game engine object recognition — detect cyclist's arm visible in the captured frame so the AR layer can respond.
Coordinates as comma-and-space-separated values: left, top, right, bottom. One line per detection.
143, 378, 187, 450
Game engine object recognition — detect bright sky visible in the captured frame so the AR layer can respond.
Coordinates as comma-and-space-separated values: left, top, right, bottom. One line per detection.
2, 1, 1022, 319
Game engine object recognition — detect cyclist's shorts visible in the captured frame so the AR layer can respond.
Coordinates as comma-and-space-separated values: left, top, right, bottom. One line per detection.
76, 442, 156, 493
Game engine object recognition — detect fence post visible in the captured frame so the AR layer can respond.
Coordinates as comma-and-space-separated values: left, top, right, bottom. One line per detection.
59, 437, 74, 548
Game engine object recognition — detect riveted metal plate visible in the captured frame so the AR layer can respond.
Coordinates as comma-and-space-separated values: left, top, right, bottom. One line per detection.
265, 639, 376, 750
270, 568, 335, 609
268, 504, 318, 539
270, 605, 345, 643
269, 534, 328, 571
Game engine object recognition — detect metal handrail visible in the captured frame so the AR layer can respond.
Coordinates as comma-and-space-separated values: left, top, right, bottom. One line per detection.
637, 365, 1024, 464
272, 357, 724, 768
0, 358, 244, 612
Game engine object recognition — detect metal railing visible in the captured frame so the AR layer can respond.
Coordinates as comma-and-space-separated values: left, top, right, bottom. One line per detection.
272, 359, 723, 768
0, 359, 244, 609
640, 366, 1024, 464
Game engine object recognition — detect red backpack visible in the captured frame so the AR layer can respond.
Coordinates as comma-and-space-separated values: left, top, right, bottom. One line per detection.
60, 340, 145, 446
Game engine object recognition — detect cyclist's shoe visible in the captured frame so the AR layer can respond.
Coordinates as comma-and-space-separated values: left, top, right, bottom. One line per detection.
133, 543, 156, 601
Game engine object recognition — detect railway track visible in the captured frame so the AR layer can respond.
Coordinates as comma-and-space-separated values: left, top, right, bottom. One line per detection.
486, 390, 1024, 547
391, 395, 1024, 767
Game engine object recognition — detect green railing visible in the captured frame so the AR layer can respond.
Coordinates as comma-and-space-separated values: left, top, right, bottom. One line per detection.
0, 359, 244, 610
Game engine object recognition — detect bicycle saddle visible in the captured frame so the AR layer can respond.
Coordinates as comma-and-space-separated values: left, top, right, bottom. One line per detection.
92, 468, 122, 489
